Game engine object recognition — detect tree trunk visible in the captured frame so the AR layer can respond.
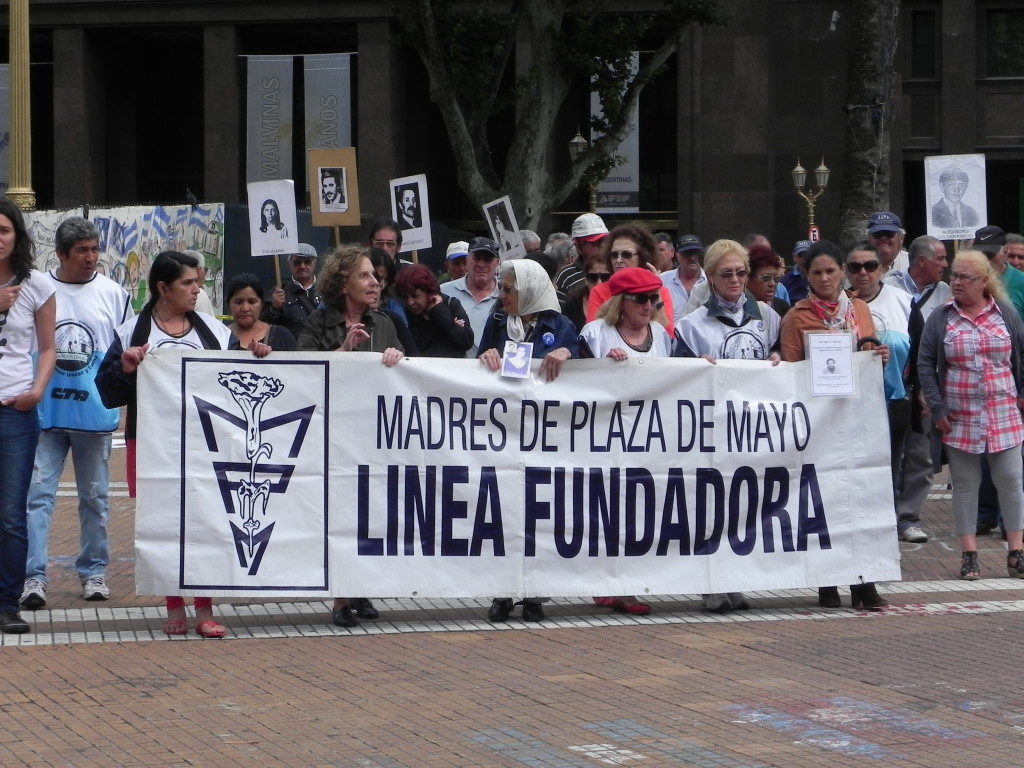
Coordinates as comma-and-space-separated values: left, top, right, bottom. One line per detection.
838, 0, 900, 246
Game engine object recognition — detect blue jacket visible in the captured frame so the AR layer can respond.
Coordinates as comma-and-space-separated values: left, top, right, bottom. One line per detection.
479, 310, 580, 359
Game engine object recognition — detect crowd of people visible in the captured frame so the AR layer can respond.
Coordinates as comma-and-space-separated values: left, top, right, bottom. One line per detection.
2, 199, 1024, 637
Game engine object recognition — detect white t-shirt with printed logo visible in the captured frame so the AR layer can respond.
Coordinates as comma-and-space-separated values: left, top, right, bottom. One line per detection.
0, 270, 56, 399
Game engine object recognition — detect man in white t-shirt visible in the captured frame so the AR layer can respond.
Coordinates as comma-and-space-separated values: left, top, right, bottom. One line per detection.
21, 217, 132, 610
867, 211, 909, 274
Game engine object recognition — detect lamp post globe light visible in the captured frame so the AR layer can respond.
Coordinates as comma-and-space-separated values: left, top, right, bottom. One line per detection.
792, 157, 830, 240
569, 130, 598, 213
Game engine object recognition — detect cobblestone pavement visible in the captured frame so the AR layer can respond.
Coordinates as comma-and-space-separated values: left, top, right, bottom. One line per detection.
3, 432, 1022, 767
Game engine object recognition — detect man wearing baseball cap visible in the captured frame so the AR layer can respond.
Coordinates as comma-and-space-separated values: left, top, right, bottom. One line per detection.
661, 234, 706, 323
780, 240, 812, 303
443, 241, 470, 282
867, 212, 909, 273
261, 243, 321, 337
976, 225, 1024, 320
559, 213, 609, 297
440, 236, 501, 356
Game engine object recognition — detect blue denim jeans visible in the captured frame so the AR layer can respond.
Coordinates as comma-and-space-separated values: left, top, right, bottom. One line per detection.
26, 429, 111, 583
0, 405, 41, 612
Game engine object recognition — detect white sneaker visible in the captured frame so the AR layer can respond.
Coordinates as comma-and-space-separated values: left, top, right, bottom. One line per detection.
900, 526, 929, 543
20, 578, 47, 610
82, 576, 110, 601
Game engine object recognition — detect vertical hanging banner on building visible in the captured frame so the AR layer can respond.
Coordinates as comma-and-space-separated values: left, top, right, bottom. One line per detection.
246, 56, 294, 183
591, 53, 640, 214
0, 65, 9, 193
303, 54, 352, 153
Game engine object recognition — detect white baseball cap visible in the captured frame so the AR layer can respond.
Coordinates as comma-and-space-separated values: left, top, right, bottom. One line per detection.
571, 213, 609, 241
446, 241, 469, 260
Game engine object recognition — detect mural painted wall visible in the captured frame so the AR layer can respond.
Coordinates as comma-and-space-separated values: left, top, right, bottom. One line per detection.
28, 204, 226, 314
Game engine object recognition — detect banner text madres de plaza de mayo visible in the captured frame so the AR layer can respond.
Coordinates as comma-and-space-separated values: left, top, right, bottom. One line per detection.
135, 351, 900, 598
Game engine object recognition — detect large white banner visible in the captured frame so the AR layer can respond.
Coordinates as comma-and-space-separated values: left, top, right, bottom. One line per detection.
136, 352, 901, 597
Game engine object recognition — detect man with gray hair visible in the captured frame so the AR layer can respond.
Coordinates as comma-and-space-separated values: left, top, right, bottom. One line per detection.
883, 234, 951, 543
260, 243, 321, 337
544, 231, 570, 254
182, 249, 215, 315
1004, 233, 1024, 271
21, 217, 132, 609
520, 230, 542, 254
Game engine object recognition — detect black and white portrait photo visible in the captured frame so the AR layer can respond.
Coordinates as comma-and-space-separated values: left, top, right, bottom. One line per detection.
388, 173, 432, 253
318, 166, 348, 212
925, 153, 988, 240
482, 195, 527, 260
246, 179, 299, 257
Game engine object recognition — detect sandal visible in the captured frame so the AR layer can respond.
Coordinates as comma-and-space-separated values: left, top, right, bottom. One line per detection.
609, 597, 651, 616
1008, 549, 1024, 579
960, 551, 981, 580
163, 618, 188, 636
195, 620, 226, 639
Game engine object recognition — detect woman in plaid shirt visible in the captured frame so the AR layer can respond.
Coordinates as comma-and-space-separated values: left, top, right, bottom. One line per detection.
918, 250, 1024, 580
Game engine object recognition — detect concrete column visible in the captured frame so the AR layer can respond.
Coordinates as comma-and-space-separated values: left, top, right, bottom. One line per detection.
941, 1, 976, 152
52, 27, 106, 207
7, 0, 34, 209
357, 20, 405, 220
204, 25, 242, 202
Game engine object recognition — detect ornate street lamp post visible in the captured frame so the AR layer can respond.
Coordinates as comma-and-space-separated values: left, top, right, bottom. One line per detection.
792, 158, 829, 240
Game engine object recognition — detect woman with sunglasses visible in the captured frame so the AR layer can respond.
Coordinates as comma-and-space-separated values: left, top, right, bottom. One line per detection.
846, 243, 912, 490
918, 250, 1024, 581
563, 252, 610, 331
674, 239, 781, 613
780, 240, 890, 610
585, 224, 674, 333
747, 245, 791, 317
578, 267, 672, 616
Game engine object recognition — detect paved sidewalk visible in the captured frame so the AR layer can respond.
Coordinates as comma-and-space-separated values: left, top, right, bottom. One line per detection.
3, 435, 1022, 767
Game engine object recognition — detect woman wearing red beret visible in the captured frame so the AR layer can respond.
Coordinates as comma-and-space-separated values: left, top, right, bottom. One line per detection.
579, 267, 673, 615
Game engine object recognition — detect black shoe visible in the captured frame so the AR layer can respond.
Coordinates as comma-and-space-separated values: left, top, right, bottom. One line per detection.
817, 586, 841, 608
521, 601, 545, 622
331, 605, 358, 628
0, 611, 30, 634
487, 598, 513, 622
850, 583, 888, 610
352, 597, 379, 620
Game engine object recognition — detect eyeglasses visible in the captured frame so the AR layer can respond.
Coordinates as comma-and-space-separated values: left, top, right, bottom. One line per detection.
499, 283, 518, 294
714, 269, 749, 281
870, 231, 897, 239
949, 272, 984, 283
846, 260, 880, 274
623, 292, 662, 306
610, 250, 638, 260
586, 272, 610, 283
372, 238, 399, 248
753, 273, 777, 283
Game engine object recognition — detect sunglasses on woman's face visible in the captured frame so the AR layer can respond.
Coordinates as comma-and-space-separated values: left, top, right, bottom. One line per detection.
623, 292, 662, 306
586, 272, 610, 283
846, 260, 880, 274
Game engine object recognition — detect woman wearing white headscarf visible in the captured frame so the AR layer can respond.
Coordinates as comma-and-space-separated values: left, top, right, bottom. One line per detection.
478, 259, 580, 382
478, 259, 580, 623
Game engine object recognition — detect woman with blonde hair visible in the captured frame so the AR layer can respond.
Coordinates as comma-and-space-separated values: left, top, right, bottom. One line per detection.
675, 239, 781, 612
918, 250, 1024, 581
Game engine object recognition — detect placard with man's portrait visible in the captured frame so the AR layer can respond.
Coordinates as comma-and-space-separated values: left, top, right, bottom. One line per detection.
307, 147, 361, 227
925, 153, 987, 242
388, 174, 432, 253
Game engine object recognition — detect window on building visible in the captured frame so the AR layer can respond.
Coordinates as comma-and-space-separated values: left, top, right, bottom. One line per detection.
910, 10, 937, 79
987, 9, 1024, 77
